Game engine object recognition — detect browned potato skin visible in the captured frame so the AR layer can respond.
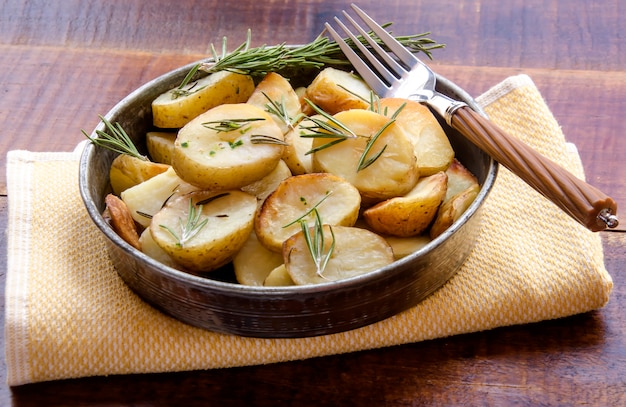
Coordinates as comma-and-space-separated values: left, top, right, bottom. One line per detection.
255, 172, 361, 253
363, 172, 448, 237
104, 193, 141, 250
109, 154, 170, 195
305, 67, 371, 114
430, 183, 480, 239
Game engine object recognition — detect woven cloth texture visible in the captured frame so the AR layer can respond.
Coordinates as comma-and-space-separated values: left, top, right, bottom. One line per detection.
4, 74, 612, 385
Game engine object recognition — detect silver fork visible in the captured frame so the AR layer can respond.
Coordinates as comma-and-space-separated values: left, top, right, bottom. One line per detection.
326, 4, 618, 232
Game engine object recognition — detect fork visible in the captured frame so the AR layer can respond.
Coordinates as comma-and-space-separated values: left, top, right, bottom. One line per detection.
325, 4, 618, 232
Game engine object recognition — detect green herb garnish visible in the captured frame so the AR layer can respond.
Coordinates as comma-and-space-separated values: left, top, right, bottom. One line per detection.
81, 116, 146, 160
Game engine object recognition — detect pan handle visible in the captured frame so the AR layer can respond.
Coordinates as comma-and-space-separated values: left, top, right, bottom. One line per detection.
448, 105, 618, 232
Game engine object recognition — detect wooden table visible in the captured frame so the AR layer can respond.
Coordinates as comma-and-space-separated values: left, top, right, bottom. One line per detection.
1, 0, 624, 405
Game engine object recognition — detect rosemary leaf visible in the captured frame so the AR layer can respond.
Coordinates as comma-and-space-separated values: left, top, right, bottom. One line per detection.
82, 115, 146, 160
160, 198, 209, 248
199, 24, 444, 76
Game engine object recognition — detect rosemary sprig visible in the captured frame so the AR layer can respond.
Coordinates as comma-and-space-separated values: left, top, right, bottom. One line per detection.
170, 63, 208, 100
200, 25, 444, 76
160, 198, 209, 248
202, 117, 265, 133
262, 92, 304, 131
357, 102, 406, 171
81, 116, 146, 160
283, 191, 333, 228
299, 99, 357, 154
299, 208, 335, 279
250, 134, 289, 146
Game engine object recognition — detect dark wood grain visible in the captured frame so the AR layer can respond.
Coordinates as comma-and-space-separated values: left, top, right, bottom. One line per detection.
1, 0, 625, 405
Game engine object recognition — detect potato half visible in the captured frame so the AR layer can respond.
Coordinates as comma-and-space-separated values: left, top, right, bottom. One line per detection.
109, 154, 170, 195
444, 159, 480, 203
312, 109, 419, 201
150, 190, 257, 272
173, 103, 285, 190
233, 231, 284, 286
146, 131, 177, 165
246, 72, 302, 135
362, 171, 448, 237
121, 167, 200, 228
152, 70, 255, 129
305, 67, 372, 114
255, 172, 361, 252
281, 115, 320, 175
379, 98, 454, 177
284, 225, 394, 285
430, 183, 480, 239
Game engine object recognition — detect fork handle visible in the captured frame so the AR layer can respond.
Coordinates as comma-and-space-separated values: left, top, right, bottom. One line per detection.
449, 106, 618, 232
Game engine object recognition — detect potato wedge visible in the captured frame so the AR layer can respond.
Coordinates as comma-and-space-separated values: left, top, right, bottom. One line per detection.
284, 225, 394, 285
146, 131, 177, 165
150, 190, 257, 272
311, 109, 419, 201
246, 72, 302, 135
152, 71, 255, 129
363, 172, 448, 237
379, 98, 454, 176
281, 115, 321, 175
305, 67, 372, 114
138, 228, 179, 269
109, 154, 170, 195
430, 183, 480, 239
173, 103, 285, 190
263, 264, 295, 287
241, 159, 292, 205
384, 234, 432, 259
444, 159, 480, 203
255, 172, 361, 252
121, 167, 199, 228
104, 193, 141, 249
233, 231, 284, 286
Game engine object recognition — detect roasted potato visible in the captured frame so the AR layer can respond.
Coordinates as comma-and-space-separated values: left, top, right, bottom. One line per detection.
150, 190, 257, 272
109, 154, 170, 195
104, 193, 141, 249
246, 72, 302, 135
444, 159, 480, 203
121, 167, 199, 228
173, 103, 285, 190
138, 228, 179, 269
281, 115, 320, 175
311, 109, 419, 201
430, 183, 480, 239
263, 264, 295, 287
305, 67, 372, 114
241, 159, 292, 206
152, 70, 255, 129
363, 171, 448, 237
233, 231, 284, 286
284, 225, 394, 285
255, 172, 361, 252
384, 234, 432, 259
146, 131, 177, 165
379, 98, 454, 176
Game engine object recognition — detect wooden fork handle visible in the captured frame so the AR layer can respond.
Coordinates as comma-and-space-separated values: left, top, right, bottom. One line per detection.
450, 106, 618, 232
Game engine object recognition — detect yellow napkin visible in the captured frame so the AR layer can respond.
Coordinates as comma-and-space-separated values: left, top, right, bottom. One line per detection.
5, 74, 612, 386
